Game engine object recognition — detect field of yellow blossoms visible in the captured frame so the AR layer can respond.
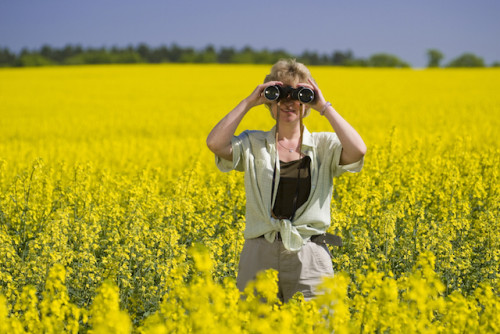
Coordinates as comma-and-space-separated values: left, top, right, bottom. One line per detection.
0, 64, 499, 333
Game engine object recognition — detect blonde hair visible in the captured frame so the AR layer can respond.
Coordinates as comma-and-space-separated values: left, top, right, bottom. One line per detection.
264, 58, 313, 84
264, 59, 315, 118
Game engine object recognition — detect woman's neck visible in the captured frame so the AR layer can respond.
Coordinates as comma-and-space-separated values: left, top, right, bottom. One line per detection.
277, 122, 301, 141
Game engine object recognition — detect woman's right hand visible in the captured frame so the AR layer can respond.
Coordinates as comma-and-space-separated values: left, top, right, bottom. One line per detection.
207, 81, 281, 161
207, 81, 283, 161
244, 81, 283, 108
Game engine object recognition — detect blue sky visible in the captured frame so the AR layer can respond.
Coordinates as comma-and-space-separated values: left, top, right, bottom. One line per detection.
1, 0, 499, 67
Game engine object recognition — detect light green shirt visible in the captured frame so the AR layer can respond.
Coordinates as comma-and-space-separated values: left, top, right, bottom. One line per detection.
215, 126, 363, 252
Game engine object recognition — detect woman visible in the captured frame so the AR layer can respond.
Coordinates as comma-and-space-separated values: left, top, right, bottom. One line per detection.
206, 59, 366, 302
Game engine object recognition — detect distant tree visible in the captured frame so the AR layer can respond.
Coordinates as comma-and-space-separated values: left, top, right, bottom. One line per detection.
368, 53, 410, 68
40, 44, 55, 62
179, 47, 196, 63
38, 44, 79, 64
491, 61, 500, 67
149, 45, 170, 63
344, 58, 368, 67
446, 53, 485, 67
57, 44, 83, 64
331, 50, 354, 66
110, 45, 120, 55
217, 47, 236, 63
253, 48, 291, 64
0, 47, 16, 66
63, 54, 84, 65
137, 43, 151, 61
232, 46, 256, 64
270, 49, 292, 63
4, 44, 493, 68
65, 47, 114, 65
169, 44, 184, 62
111, 48, 143, 63
426, 49, 444, 68
252, 49, 272, 64
19, 53, 53, 66
197, 45, 217, 63
299, 51, 321, 65
320, 54, 330, 65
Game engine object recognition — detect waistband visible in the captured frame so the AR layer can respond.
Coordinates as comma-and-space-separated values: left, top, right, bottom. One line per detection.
258, 232, 342, 247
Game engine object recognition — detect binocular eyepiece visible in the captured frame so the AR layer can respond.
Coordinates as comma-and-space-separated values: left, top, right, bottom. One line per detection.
264, 85, 315, 104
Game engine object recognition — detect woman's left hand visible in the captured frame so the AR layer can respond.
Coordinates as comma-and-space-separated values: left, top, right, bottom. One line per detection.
299, 79, 328, 112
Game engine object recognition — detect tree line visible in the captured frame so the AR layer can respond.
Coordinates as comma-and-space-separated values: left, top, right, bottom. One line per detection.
0, 44, 497, 68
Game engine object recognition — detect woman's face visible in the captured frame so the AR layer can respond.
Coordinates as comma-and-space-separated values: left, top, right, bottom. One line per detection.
271, 79, 306, 123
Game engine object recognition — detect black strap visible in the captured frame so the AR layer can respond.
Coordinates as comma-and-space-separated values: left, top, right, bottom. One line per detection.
311, 233, 343, 247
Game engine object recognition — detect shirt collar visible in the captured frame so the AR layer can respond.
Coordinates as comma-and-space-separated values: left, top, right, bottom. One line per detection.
301, 127, 314, 148
265, 126, 315, 149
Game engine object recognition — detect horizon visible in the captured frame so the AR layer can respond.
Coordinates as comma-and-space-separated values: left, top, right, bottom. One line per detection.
1, 0, 499, 68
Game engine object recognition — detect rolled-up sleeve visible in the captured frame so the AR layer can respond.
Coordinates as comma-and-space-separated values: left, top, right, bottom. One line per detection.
215, 134, 245, 172
337, 154, 364, 174
330, 135, 364, 177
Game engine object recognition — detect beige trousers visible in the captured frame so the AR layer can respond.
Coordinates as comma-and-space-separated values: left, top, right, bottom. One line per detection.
236, 236, 334, 303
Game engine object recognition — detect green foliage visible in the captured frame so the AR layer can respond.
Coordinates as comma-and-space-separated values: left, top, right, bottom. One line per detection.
0, 249, 498, 333
18, 54, 53, 67
427, 49, 444, 67
0, 44, 413, 67
446, 53, 485, 67
0, 48, 17, 67
64, 48, 143, 65
1, 44, 494, 68
368, 53, 410, 68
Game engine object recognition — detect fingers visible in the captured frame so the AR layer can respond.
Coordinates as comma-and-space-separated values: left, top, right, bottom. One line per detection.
303, 78, 326, 110
298, 81, 314, 90
266, 80, 283, 86
300, 79, 321, 94
307, 78, 319, 89
261, 81, 283, 90
248, 81, 283, 107
258, 81, 283, 99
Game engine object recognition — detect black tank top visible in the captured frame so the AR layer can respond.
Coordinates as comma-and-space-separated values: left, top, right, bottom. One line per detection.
272, 156, 311, 220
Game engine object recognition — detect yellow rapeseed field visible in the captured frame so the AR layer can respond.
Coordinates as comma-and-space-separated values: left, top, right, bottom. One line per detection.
0, 64, 499, 333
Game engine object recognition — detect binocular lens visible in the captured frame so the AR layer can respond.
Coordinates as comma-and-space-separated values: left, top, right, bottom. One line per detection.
264, 86, 280, 101
263, 85, 315, 103
298, 88, 314, 103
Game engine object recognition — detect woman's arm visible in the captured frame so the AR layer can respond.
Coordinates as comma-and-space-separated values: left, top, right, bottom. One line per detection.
206, 99, 251, 161
206, 81, 282, 161
322, 105, 367, 165
307, 79, 367, 165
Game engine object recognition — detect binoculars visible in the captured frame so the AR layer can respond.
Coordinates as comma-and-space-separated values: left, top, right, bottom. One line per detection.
264, 85, 315, 104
